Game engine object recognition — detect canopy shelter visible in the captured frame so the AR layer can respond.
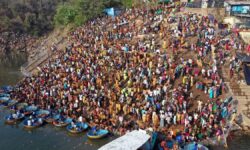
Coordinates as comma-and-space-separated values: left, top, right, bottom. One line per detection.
98, 130, 150, 150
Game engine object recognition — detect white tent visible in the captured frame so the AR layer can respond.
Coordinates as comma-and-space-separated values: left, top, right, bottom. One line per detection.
98, 130, 150, 150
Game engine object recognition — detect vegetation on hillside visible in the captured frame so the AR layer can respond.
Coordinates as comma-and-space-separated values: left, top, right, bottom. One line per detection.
0, 0, 65, 36
54, 0, 134, 27
0, 0, 134, 36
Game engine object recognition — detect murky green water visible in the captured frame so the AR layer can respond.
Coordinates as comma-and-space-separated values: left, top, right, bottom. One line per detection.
0, 54, 250, 150
0, 54, 26, 86
0, 54, 114, 150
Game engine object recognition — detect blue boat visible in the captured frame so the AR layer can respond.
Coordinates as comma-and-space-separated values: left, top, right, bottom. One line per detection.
0, 93, 10, 98
35, 110, 50, 118
53, 117, 73, 127
1, 86, 13, 93
24, 105, 38, 116
45, 114, 60, 124
5, 113, 25, 124
23, 118, 44, 129
2, 100, 17, 107
0, 97, 9, 104
87, 128, 109, 139
182, 142, 209, 150
10, 103, 28, 111
66, 122, 88, 134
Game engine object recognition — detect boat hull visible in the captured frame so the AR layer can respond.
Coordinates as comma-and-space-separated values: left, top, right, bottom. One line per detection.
87, 130, 109, 139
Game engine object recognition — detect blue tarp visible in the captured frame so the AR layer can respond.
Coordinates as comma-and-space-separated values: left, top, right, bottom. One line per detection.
104, 8, 122, 17
243, 64, 250, 85
105, 8, 115, 16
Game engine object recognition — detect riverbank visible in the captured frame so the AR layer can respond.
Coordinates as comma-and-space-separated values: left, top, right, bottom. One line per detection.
20, 27, 70, 76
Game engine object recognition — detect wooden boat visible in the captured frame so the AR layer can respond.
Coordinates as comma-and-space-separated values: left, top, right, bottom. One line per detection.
23, 118, 44, 129
66, 122, 88, 134
87, 129, 109, 139
45, 114, 60, 124
5, 113, 25, 124
2, 100, 17, 107
35, 110, 50, 118
24, 105, 38, 116
53, 117, 73, 127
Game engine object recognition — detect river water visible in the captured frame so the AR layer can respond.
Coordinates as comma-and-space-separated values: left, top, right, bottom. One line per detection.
0, 54, 249, 150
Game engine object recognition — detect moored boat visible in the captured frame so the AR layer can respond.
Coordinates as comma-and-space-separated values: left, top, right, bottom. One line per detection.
0, 93, 10, 98
10, 103, 28, 111
23, 118, 44, 129
1, 86, 13, 93
87, 128, 109, 139
2, 100, 17, 107
66, 122, 88, 134
24, 105, 38, 116
0, 97, 9, 104
5, 113, 25, 124
182, 142, 209, 150
45, 114, 60, 124
35, 109, 50, 118
53, 117, 73, 127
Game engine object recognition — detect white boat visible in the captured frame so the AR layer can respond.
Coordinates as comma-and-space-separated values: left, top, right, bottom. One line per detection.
98, 130, 151, 150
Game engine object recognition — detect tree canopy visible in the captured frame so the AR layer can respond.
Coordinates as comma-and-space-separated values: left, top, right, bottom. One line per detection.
0, 0, 135, 36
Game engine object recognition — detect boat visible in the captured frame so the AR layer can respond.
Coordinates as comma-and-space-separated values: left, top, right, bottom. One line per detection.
35, 110, 50, 118
10, 103, 28, 111
0, 97, 9, 104
53, 117, 73, 127
1, 86, 13, 93
98, 130, 150, 150
5, 113, 25, 124
87, 128, 109, 139
182, 142, 209, 150
24, 105, 38, 116
66, 122, 88, 134
45, 114, 60, 124
23, 118, 44, 129
0, 93, 10, 98
2, 100, 17, 107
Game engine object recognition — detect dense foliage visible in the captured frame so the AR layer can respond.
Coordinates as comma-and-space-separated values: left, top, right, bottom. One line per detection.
0, 0, 65, 36
54, 0, 134, 27
0, 0, 134, 36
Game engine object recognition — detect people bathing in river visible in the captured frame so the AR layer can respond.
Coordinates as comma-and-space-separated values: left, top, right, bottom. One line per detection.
8, 3, 244, 146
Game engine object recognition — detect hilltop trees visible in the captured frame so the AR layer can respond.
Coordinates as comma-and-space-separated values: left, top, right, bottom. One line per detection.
0, 0, 135, 36
0, 0, 63, 35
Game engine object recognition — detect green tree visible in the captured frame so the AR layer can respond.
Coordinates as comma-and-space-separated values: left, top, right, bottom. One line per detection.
121, 0, 133, 8
54, 4, 78, 26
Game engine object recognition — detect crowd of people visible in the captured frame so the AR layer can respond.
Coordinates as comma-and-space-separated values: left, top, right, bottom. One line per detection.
10, 3, 246, 148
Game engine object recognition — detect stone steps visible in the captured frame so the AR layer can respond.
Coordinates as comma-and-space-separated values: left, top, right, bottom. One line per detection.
236, 96, 249, 99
